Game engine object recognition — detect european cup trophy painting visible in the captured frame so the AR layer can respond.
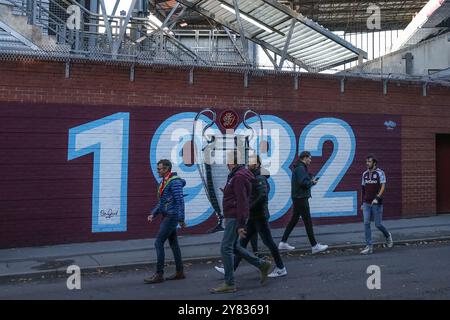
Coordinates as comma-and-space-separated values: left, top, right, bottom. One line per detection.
190, 108, 264, 232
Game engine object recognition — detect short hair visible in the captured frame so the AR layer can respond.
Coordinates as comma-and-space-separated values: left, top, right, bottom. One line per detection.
157, 159, 172, 171
299, 151, 312, 160
366, 154, 378, 165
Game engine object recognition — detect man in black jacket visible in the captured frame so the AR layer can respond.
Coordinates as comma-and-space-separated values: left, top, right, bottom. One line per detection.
278, 151, 328, 255
215, 155, 287, 278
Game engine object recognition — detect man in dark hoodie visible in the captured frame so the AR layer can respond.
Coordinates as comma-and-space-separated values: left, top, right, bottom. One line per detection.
210, 151, 272, 294
214, 155, 287, 278
279, 151, 328, 255
145, 159, 186, 284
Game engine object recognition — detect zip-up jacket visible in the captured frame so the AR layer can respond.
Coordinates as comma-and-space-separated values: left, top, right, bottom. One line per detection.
151, 172, 186, 222
222, 165, 254, 229
249, 168, 270, 220
291, 161, 314, 199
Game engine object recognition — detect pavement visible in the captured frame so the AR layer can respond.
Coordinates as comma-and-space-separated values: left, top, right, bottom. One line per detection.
1, 214, 450, 282
2, 240, 449, 299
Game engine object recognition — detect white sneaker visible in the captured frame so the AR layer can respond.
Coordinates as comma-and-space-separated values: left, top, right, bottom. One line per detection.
214, 266, 225, 275
278, 242, 295, 251
360, 245, 373, 255
311, 243, 328, 254
386, 233, 394, 248
268, 267, 287, 278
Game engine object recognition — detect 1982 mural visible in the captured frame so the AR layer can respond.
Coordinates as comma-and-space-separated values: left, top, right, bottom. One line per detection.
0, 103, 401, 248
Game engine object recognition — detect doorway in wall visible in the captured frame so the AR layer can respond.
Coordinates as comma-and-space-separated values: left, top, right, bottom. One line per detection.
436, 134, 450, 214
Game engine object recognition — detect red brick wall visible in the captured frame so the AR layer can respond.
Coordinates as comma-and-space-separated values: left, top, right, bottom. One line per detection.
1, 59, 450, 248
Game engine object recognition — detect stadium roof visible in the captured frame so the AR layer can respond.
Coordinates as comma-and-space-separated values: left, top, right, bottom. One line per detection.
176, 0, 367, 72
152, 0, 430, 32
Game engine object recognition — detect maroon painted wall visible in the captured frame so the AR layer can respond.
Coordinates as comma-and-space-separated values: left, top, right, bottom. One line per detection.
1, 60, 450, 249
1, 103, 401, 248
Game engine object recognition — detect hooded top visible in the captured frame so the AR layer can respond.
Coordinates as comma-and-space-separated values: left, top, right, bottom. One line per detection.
222, 165, 255, 229
151, 172, 186, 222
249, 167, 270, 220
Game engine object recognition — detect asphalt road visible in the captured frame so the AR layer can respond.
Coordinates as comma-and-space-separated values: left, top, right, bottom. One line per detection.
1, 240, 450, 300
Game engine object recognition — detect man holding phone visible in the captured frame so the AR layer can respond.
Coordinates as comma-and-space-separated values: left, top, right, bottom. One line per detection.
278, 151, 328, 254
360, 155, 393, 254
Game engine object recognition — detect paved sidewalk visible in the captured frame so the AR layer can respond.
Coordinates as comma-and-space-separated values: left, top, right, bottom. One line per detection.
1, 214, 450, 281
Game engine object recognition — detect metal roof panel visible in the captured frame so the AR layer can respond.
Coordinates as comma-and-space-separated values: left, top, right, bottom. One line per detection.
177, 0, 367, 71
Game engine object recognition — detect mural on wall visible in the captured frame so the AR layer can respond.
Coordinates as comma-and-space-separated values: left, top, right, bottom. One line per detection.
0, 103, 401, 248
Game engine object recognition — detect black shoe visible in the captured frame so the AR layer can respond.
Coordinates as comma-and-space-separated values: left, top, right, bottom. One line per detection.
208, 221, 224, 233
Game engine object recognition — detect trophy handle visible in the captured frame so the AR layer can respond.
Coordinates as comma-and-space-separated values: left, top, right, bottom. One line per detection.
243, 109, 264, 148
193, 108, 216, 145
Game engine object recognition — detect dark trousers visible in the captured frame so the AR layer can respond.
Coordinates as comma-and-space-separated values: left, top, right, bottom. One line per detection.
250, 233, 258, 253
155, 215, 183, 274
235, 218, 285, 270
281, 197, 317, 247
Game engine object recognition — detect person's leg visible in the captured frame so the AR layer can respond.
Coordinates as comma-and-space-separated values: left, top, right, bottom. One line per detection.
257, 219, 285, 269
250, 233, 258, 254
298, 198, 318, 247
363, 203, 373, 247
154, 216, 173, 275
221, 219, 238, 287
167, 218, 184, 273
373, 205, 390, 238
234, 219, 256, 270
234, 224, 272, 284
281, 198, 301, 242
234, 234, 265, 269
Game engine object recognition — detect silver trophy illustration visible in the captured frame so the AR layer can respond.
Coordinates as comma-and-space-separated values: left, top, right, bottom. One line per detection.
191, 108, 263, 233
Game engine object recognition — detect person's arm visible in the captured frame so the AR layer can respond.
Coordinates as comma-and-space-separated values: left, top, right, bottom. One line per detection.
295, 165, 313, 189
361, 174, 365, 202
234, 176, 250, 230
361, 174, 365, 209
151, 186, 161, 218
171, 180, 185, 224
377, 184, 385, 198
250, 177, 267, 210
148, 193, 161, 222
373, 171, 386, 204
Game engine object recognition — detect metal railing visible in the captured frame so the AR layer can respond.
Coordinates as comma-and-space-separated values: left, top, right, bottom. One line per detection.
0, 0, 248, 66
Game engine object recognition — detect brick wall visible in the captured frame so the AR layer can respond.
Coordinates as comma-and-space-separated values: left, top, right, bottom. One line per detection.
1, 59, 450, 248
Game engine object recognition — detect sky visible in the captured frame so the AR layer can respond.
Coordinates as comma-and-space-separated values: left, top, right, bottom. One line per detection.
103, 0, 133, 16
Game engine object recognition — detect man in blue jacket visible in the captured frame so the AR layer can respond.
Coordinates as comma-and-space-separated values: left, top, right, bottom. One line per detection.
145, 159, 186, 284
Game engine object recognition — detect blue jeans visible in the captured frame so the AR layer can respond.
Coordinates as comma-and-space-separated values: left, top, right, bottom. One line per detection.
221, 218, 265, 286
363, 203, 390, 246
155, 215, 183, 274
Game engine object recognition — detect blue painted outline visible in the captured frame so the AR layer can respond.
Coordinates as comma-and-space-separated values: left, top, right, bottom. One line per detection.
68, 112, 129, 233
299, 118, 357, 217
237, 115, 296, 222
149, 112, 217, 227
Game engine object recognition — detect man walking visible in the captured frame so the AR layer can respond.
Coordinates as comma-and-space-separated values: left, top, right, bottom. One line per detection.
360, 155, 393, 254
145, 159, 186, 284
214, 155, 287, 278
278, 151, 328, 254
211, 151, 272, 294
